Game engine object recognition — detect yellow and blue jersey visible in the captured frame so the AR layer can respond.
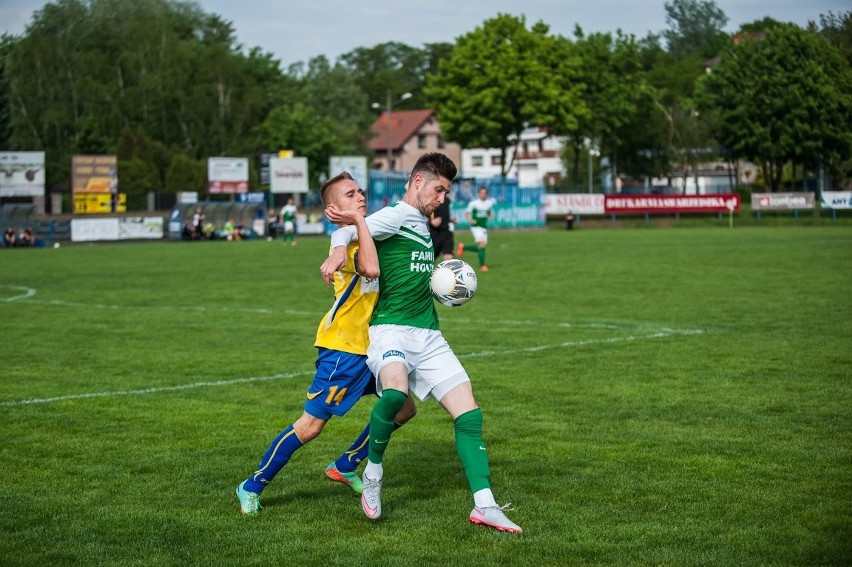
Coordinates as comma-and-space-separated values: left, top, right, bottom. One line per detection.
314, 241, 379, 355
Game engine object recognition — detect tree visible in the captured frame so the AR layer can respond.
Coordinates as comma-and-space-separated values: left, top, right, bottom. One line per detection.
425, 14, 585, 177
566, 28, 667, 188
663, 0, 730, 59
3, 0, 287, 192
697, 24, 852, 190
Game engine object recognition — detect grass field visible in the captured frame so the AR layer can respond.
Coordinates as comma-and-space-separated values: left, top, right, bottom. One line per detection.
1, 226, 850, 566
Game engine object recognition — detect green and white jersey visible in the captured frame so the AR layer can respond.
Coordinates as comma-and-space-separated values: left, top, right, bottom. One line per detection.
330, 201, 438, 330
368, 201, 438, 329
281, 204, 297, 222
466, 197, 495, 228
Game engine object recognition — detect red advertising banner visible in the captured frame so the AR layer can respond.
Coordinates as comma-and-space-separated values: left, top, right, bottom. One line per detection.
605, 194, 740, 214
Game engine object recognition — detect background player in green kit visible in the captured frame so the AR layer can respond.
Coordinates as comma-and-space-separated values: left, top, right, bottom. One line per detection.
456, 185, 496, 272
281, 197, 298, 246
322, 153, 522, 534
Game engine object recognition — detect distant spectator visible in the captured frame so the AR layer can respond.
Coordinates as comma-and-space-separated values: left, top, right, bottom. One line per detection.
181, 220, 195, 240
3, 227, 16, 247
224, 219, 241, 241
18, 227, 35, 247
267, 208, 280, 240
192, 207, 206, 240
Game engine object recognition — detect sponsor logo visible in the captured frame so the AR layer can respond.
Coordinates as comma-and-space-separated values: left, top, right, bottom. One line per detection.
383, 350, 405, 360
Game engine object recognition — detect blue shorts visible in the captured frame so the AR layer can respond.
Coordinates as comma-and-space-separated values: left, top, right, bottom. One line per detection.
304, 348, 377, 420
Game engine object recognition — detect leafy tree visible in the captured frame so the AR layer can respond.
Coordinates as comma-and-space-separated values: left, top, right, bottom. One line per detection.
338, 41, 448, 114
425, 14, 585, 176
3, 0, 286, 192
812, 11, 852, 66
663, 0, 730, 59
697, 24, 852, 190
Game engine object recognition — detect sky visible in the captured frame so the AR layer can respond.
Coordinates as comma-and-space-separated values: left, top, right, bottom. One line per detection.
1, 0, 848, 68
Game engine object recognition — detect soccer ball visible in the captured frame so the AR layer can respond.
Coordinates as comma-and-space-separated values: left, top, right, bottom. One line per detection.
430, 259, 478, 307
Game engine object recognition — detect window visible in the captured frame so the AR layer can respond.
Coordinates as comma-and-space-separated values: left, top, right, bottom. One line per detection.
418, 134, 427, 149
437, 135, 445, 149
471, 155, 484, 167
491, 155, 501, 166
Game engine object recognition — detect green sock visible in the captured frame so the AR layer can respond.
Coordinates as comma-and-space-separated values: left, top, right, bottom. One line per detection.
368, 388, 407, 464
477, 248, 486, 266
463, 244, 478, 252
454, 408, 491, 493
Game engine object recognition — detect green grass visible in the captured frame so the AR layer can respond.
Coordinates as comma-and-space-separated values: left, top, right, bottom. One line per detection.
1, 226, 850, 566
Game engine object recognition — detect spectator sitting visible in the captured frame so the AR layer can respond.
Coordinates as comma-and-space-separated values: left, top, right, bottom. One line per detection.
18, 227, 35, 247
181, 220, 195, 240
202, 221, 216, 240
3, 227, 16, 247
224, 219, 241, 241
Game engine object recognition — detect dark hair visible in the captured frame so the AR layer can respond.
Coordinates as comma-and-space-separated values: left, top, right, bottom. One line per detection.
320, 171, 355, 205
409, 152, 457, 185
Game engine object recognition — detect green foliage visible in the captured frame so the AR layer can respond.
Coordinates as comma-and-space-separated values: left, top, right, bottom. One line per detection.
164, 153, 205, 192
697, 24, 852, 189
425, 14, 585, 176
0, 227, 850, 565
663, 0, 730, 59
814, 11, 852, 70
3, 0, 284, 190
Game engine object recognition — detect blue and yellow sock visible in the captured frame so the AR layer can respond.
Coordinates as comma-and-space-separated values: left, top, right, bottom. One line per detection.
243, 424, 304, 493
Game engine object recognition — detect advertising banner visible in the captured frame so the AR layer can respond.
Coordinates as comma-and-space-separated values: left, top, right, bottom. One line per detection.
72, 155, 117, 193
544, 193, 605, 215
751, 192, 815, 210
329, 156, 369, 193
818, 191, 852, 210
605, 194, 740, 214
118, 217, 164, 239
71, 217, 163, 242
208, 157, 249, 194
0, 152, 45, 197
270, 157, 309, 194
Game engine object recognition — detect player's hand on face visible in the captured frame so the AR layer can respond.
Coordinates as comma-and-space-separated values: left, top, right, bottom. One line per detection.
320, 246, 347, 286
325, 204, 361, 225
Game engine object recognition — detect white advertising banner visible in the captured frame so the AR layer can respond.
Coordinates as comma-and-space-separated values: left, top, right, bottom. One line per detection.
270, 157, 309, 194
71, 218, 119, 241
0, 151, 46, 197
208, 157, 249, 194
72, 217, 164, 241
819, 191, 852, 209
544, 193, 605, 215
329, 156, 369, 192
118, 217, 164, 239
751, 192, 815, 210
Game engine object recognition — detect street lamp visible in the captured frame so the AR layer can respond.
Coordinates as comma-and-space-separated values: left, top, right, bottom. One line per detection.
372, 90, 412, 171
586, 139, 600, 193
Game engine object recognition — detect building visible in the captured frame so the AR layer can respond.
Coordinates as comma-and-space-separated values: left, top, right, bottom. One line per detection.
368, 109, 461, 172
460, 127, 566, 188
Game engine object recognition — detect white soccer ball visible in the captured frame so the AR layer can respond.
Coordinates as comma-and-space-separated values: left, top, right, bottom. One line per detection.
430, 259, 478, 307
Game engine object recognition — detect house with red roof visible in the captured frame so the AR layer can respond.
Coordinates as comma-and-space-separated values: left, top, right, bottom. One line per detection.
368, 109, 462, 172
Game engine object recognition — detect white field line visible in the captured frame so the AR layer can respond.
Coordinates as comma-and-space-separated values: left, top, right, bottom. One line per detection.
0, 327, 703, 407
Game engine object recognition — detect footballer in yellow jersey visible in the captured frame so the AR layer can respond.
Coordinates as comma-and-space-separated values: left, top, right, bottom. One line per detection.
236, 173, 415, 515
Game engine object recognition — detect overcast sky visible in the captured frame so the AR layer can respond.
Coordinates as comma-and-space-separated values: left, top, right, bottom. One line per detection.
1, 0, 848, 68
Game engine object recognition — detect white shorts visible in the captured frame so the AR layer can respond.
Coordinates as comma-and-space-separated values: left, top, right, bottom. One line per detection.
367, 324, 469, 402
283, 221, 295, 233
470, 226, 488, 245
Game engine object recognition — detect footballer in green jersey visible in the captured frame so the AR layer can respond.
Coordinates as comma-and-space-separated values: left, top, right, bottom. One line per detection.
322, 153, 522, 534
